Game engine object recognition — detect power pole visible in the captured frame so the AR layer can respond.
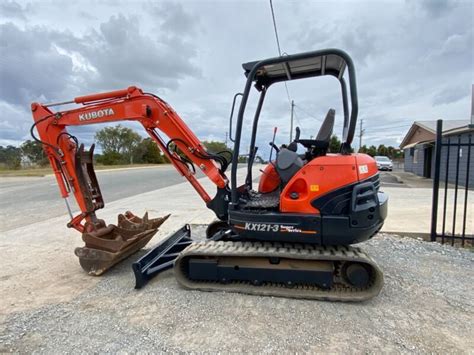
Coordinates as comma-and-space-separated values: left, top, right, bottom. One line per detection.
470, 84, 474, 126
225, 131, 228, 147
290, 100, 294, 142
358, 119, 365, 151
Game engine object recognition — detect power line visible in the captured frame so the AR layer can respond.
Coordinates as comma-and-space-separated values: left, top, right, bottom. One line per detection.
294, 104, 321, 122
269, 1, 329, 137
269, 0, 292, 113
364, 123, 412, 131
269, 0, 283, 56
295, 106, 412, 132
290, 100, 294, 141
293, 108, 302, 127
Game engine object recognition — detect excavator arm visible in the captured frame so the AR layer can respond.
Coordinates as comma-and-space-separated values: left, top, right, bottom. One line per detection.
30, 86, 230, 274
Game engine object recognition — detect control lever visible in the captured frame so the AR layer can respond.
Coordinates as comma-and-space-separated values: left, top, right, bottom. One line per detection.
268, 127, 278, 162
295, 126, 301, 141
269, 142, 280, 153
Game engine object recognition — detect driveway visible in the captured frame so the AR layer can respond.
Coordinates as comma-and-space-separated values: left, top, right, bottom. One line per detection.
379, 170, 434, 189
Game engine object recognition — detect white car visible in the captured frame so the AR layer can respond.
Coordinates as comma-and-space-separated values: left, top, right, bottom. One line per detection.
374, 156, 393, 171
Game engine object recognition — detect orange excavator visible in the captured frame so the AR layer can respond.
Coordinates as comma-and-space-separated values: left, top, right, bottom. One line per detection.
31, 49, 387, 301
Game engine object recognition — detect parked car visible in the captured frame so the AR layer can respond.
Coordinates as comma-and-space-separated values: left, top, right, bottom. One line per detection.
374, 156, 393, 171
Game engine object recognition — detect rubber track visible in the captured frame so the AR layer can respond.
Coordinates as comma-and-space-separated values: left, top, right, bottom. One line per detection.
174, 241, 384, 302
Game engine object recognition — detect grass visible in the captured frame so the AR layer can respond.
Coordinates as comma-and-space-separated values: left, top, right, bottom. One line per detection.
0, 164, 167, 177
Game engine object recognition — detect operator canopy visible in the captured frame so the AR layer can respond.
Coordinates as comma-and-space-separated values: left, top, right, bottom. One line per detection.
237, 49, 358, 149
242, 52, 348, 88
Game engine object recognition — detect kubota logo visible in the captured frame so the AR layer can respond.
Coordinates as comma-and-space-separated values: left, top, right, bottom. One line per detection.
79, 108, 115, 121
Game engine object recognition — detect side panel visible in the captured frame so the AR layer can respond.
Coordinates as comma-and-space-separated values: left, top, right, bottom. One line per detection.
280, 154, 359, 213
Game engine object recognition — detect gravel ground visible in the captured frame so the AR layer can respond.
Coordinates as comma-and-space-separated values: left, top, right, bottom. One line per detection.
1, 227, 473, 353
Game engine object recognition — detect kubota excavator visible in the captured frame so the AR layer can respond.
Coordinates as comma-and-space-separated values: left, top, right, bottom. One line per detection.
30, 49, 387, 301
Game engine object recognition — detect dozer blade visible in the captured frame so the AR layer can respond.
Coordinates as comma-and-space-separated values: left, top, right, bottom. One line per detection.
75, 212, 170, 276
132, 224, 193, 289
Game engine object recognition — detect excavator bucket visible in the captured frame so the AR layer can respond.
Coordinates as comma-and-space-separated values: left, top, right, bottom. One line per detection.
75, 212, 170, 275
70, 144, 171, 275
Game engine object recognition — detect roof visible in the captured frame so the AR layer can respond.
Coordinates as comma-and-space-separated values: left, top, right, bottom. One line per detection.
242, 53, 347, 86
414, 120, 470, 133
403, 141, 434, 149
400, 120, 472, 149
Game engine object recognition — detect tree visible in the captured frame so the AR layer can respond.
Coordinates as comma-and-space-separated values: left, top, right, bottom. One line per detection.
367, 145, 377, 157
133, 138, 166, 164
0, 145, 21, 169
96, 151, 123, 165
202, 141, 233, 165
202, 141, 228, 153
238, 155, 248, 163
95, 125, 141, 164
393, 148, 404, 159
20, 140, 48, 166
328, 135, 341, 153
377, 144, 388, 156
359, 145, 368, 154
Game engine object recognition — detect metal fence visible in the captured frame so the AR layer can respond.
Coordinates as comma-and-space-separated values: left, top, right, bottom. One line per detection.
430, 120, 473, 246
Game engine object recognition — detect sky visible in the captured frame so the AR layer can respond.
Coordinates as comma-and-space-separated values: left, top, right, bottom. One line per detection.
0, 0, 472, 157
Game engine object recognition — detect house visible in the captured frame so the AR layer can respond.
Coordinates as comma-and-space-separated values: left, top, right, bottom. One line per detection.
400, 120, 473, 187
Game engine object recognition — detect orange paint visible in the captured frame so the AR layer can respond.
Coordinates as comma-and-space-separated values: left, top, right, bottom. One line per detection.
280, 153, 378, 214
258, 163, 280, 193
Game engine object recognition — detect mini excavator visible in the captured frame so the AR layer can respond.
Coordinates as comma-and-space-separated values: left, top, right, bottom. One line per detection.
31, 49, 387, 301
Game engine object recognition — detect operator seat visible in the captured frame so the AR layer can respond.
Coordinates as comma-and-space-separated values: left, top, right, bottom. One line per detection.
310, 108, 335, 158
316, 109, 335, 144
295, 108, 336, 161
275, 108, 335, 187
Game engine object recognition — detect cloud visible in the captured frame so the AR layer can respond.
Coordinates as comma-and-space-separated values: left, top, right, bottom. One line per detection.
0, 0, 472, 151
151, 1, 199, 35
0, 101, 32, 144
291, 1, 472, 115
78, 11, 98, 21
79, 13, 201, 91
0, 22, 76, 106
0, 3, 201, 146
432, 83, 470, 106
416, 0, 458, 17
0, 4, 201, 106
0, 1, 28, 21
289, 23, 375, 67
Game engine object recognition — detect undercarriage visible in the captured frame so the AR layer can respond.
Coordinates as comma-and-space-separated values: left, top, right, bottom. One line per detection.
175, 240, 383, 301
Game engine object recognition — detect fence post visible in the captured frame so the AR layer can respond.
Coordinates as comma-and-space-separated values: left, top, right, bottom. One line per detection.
430, 119, 443, 241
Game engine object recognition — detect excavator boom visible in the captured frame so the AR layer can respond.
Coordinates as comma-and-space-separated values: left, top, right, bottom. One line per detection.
31, 86, 229, 274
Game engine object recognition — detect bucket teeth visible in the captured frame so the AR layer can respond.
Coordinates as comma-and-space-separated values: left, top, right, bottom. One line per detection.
76, 211, 170, 276
118, 212, 170, 230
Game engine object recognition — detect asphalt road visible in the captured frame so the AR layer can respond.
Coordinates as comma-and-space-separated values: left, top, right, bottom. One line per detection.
0, 166, 196, 232
1, 166, 405, 232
